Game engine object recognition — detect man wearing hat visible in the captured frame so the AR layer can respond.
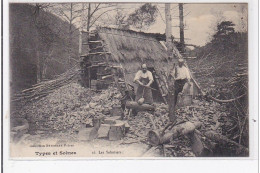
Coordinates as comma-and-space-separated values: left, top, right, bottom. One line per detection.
171, 59, 191, 106
134, 64, 154, 105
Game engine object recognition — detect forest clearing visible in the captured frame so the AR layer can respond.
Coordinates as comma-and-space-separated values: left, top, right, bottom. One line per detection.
9, 3, 249, 158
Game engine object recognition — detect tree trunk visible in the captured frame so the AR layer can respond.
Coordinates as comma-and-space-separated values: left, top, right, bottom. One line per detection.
78, 3, 84, 55
165, 3, 172, 57
85, 3, 91, 54
36, 51, 42, 82
165, 3, 177, 122
67, 3, 73, 66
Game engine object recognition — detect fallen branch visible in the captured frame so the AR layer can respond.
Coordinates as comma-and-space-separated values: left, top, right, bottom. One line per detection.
206, 93, 246, 103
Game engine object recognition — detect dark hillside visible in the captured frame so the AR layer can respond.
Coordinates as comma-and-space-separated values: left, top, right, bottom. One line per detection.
9, 3, 79, 93
187, 30, 248, 148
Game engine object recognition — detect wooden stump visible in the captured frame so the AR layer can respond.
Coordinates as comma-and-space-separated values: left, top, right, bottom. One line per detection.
78, 128, 93, 141
89, 116, 104, 140
108, 121, 125, 141
92, 116, 103, 128
98, 124, 111, 138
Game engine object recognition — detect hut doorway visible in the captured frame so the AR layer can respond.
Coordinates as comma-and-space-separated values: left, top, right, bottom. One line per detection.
90, 66, 98, 80
147, 67, 164, 103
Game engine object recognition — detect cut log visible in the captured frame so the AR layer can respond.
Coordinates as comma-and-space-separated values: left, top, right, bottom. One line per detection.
108, 121, 125, 141
148, 121, 202, 146
126, 101, 155, 111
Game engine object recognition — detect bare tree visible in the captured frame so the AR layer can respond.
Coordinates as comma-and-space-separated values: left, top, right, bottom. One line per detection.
207, 9, 226, 42
50, 3, 84, 65
78, 3, 122, 53
33, 3, 123, 75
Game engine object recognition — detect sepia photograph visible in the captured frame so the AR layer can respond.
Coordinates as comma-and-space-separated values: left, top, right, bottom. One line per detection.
8, 2, 250, 158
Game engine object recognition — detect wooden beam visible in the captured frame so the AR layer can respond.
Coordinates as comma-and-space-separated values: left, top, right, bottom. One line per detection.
82, 40, 103, 45
80, 52, 111, 57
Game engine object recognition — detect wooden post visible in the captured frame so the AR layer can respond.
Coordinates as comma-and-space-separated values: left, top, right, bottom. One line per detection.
179, 3, 185, 53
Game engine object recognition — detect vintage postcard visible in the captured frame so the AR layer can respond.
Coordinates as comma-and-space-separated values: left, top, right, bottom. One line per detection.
7, 2, 254, 159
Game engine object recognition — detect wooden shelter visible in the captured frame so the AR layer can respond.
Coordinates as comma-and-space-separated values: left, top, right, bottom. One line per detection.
80, 27, 199, 103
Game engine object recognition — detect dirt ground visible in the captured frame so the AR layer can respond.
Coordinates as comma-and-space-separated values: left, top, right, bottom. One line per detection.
11, 82, 239, 157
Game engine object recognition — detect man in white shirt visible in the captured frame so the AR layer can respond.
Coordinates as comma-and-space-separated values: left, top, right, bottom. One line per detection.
171, 59, 191, 106
134, 64, 154, 104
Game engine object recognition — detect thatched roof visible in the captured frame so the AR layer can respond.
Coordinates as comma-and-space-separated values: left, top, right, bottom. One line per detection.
91, 27, 200, 96
97, 27, 170, 63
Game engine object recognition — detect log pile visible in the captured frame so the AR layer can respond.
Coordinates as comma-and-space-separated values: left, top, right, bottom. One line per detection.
11, 66, 80, 103
13, 83, 123, 134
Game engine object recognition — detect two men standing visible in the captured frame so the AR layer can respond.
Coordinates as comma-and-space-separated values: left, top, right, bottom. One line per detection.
133, 59, 191, 107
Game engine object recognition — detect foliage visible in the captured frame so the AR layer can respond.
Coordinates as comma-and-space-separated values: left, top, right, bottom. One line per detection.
210, 21, 237, 54
127, 3, 158, 31
114, 10, 130, 30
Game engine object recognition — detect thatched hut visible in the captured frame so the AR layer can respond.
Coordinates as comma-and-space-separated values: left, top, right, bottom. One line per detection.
80, 27, 199, 102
